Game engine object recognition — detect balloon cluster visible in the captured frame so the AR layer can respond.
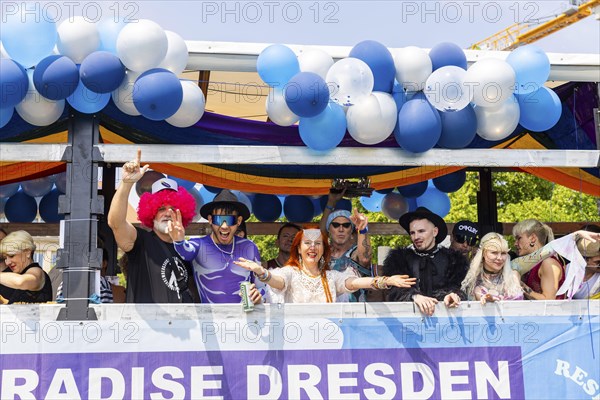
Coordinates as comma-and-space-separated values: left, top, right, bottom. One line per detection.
360, 171, 467, 219
259, 41, 562, 152
0, 11, 205, 128
0, 174, 67, 223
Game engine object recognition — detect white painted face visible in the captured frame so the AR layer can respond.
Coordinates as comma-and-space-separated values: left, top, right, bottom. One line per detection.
300, 230, 324, 264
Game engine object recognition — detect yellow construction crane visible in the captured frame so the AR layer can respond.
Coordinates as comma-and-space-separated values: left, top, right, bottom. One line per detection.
470, 0, 600, 50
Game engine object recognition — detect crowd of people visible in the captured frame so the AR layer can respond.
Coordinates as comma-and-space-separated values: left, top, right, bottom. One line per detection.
1, 151, 600, 311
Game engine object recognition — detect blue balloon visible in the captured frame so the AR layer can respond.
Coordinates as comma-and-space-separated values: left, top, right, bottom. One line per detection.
395, 94, 442, 153
319, 196, 352, 212
299, 102, 346, 151
252, 194, 282, 222
429, 42, 467, 71
4, 190, 38, 222
199, 185, 216, 203
407, 197, 418, 212
311, 196, 324, 217
283, 195, 314, 223
433, 170, 466, 193
416, 183, 451, 218
232, 190, 253, 214
2, 9, 57, 67
168, 177, 196, 190
98, 19, 127, 55
203, 185, 222, 194
349, 40, 395, 92
67, 77, 111, 114
392, 81, 407, 110
257, 44, 299, 86
437, 104, 477, 148
133, 68, 183, 120
54, 172, 67, 194
360, 191, 385, 212
0, 59, 29, 108
284, 72, 329, 118
80, 51, 126, 94
506, 45, 550, 94
0, 182, 20, 199
21, 177, 53, 197
33, 55, 79, 100
516, 87, 562, 132
397, 181, 427, 198
39, 189, 64, 222
0, 106, 14, 128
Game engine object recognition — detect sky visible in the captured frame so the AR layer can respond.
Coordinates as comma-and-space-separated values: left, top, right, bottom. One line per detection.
130, 0, 600, 53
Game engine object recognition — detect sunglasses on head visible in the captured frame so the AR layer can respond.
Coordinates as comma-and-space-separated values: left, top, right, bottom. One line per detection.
454, 234, 479, 246
211, 215, 238, 226
331, 222, 352, 229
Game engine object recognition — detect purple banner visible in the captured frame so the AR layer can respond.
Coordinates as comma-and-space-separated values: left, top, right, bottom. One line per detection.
1, 347, 523, 399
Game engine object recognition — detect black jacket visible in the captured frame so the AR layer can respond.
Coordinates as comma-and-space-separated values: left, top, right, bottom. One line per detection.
383, 246, 468, 302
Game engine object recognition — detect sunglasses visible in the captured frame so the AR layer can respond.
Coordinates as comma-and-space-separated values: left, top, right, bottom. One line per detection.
211, 215, 238, 226
454, 234, 479, 246
330, 222, 352, 229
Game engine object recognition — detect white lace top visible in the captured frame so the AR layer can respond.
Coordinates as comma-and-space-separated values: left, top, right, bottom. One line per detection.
268, 266, 357, 303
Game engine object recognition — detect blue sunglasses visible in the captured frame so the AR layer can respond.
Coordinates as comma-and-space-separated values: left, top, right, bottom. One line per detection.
211, 215, 238, 226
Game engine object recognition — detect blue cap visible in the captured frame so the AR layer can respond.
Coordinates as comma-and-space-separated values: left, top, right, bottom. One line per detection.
326, 210, 355, 231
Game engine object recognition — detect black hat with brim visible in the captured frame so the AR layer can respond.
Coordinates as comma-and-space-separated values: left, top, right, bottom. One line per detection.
199, 189, 251, 221
399, 206, 448, 244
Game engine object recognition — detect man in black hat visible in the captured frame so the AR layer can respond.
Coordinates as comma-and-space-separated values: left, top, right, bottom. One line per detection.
383, 207, 469, 316
168, 189, 264, 304
450, 220, 480, 261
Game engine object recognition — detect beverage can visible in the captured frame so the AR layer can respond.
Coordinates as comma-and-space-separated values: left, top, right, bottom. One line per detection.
240, 281, 254, 312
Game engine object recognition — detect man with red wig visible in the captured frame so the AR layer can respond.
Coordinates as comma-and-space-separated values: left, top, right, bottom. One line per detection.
108, 150, 197, 303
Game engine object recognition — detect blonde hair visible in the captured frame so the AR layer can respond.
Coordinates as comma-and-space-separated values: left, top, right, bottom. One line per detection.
461, 232, 522, 299
512, 219, 554, 245
0, 230, 36, 257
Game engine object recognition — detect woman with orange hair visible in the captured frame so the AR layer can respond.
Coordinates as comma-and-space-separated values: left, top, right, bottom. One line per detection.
234, 225, 416, 303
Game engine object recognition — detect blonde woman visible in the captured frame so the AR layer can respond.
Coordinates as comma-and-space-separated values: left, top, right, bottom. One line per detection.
512, 219, 566, 300
0, 230, 52, 304
462, 233, 523, 304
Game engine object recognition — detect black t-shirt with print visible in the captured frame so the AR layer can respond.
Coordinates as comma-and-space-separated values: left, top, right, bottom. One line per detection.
126, 227, 194, 303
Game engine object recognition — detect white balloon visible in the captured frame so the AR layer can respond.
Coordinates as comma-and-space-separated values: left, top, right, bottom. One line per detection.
0, 42, 9, 58
112, 70, 141, 116
157, 31, 189, 75
265, 87, 299, 126
394, 46, 432, 92
16, 71, 64, 126
298, 48, 334, 79
117, 19, 168, 72
347, 91, 397, 145
56, 16, 100, 63
465, 58, 516, 107
166, 80, 206, 128
475, 95, 520, 141
326, 58, 374, 106
424, 66, 471, 112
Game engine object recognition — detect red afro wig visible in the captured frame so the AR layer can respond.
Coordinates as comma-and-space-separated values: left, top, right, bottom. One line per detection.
137, 189, 196, 229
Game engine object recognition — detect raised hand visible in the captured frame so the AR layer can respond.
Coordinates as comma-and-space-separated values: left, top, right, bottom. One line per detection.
122, 149, 149, 183
350, 208, 368, 232
167, 209, 185, 242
